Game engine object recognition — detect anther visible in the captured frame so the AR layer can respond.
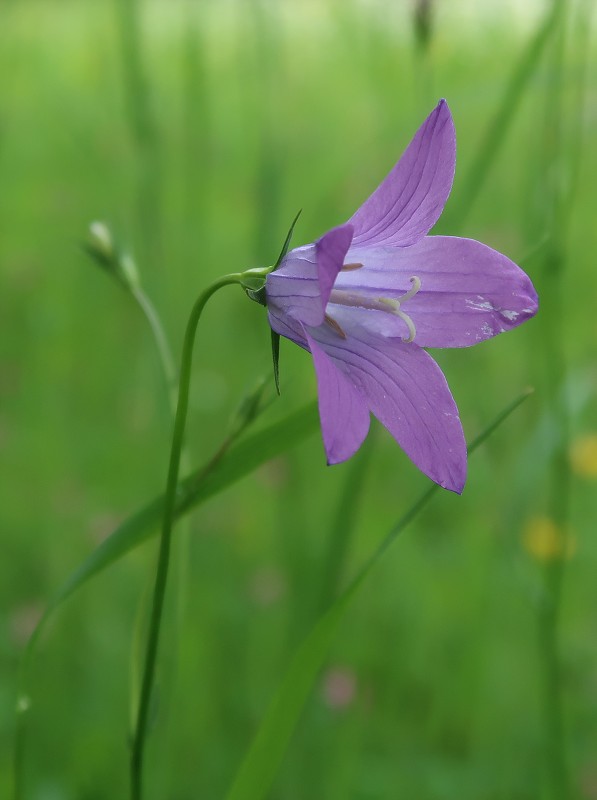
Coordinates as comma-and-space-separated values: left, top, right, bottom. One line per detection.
325, 314, 347, 339
341, 262, 364, 271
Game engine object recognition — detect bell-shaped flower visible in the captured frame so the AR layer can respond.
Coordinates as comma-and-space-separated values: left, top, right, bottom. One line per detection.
265, 100, 538, 493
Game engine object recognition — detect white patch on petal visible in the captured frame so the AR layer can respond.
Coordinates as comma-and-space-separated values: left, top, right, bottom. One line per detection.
466, 297, 521, 324
500, 309, 519, 321
466, 298, 494, 312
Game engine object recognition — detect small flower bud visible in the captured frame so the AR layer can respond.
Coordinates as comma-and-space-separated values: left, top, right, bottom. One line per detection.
88, 221, 115, 263
84, 221, 140, 290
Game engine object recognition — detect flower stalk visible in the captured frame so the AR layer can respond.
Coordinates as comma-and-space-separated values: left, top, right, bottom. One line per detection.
130, 272, 248, 800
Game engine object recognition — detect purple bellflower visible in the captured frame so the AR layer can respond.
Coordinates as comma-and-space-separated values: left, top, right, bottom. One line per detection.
265, 100, 538, 493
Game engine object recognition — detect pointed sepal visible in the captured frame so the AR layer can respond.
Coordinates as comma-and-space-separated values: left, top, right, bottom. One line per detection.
273, 209, 302, 270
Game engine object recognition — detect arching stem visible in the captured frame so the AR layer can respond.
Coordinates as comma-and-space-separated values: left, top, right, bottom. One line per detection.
130, 273, 243, 800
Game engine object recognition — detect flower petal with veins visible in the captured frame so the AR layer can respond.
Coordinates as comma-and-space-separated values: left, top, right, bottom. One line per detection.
265, 100, 538, 492
337, 236, 538, 348
349, 99, 455, 248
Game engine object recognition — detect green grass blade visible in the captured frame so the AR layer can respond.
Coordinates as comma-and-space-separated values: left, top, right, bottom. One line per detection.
448, 0, 562, 229
46, 401, 318, 616
316, 431, 374, 615
14, 400, 319, 797
15, 400, 319, 726
117, 0, 162, 271
226, 390, 533, 800
226, 573, 366, 800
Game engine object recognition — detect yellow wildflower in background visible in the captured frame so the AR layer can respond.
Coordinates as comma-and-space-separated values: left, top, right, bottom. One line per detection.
569, 433, 597, 478
522, 516, 576, 562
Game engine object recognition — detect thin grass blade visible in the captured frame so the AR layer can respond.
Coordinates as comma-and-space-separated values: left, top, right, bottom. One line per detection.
447, 0, 562, 229
225, 389, 533, 800
14, 400, 320, 795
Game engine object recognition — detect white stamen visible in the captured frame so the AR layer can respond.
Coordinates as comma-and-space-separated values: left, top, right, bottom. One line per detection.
376, 298, 417, 343
399, 276, 421, 303
398, 309, 417, 343
329, 275, 421, 343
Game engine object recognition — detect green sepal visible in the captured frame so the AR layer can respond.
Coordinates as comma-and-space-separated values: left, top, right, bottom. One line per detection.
271, 329, 281, 395
241, 268, 270, 306
273, 209, 302, 270
81, 240, 127, 288
244, 286, 267, 306
241, 274, 267, 291
246, 209, 302, 384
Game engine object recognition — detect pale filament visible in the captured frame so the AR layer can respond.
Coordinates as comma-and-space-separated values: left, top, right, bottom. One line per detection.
328, 276, 422, 343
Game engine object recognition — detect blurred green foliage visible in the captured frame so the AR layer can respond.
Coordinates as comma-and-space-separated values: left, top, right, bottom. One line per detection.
1, 1, 596, 798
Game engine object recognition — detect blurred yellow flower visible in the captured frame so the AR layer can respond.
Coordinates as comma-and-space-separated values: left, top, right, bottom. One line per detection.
569, 433, 597, 478
522, 516, 576, 562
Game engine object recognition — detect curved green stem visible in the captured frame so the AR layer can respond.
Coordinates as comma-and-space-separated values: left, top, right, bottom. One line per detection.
130, 273, 243, 800
130, 281, 194, 724
128, 282, 183, 732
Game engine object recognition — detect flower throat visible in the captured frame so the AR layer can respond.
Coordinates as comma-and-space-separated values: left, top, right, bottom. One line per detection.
327, 274, 422, 342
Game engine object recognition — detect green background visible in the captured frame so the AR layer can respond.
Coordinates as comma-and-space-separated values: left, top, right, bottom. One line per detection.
1, 1, 596, 798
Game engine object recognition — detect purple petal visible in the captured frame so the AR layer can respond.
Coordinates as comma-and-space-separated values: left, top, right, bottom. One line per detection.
265, 243, 320, 326
266, 224, 353, 327
304, 330, 371, 464
348, 100, 456, 248
308, 308, 467, 492
316, 224, 354, 311
336, 236, 539, 348
268, 305, 309, 350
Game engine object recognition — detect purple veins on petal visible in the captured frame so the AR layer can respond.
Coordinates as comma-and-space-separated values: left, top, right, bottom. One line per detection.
315, 224, 354, 316
266, 224, 353, 328
348, 99, 456, 249
337, 236, 539, 348
305, 330, 371, 465
265, 243, 321, 326
324, 314, 347, 339
307, 308, 467, 493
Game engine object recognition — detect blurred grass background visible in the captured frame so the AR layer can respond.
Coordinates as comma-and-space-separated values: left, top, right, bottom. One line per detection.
1, 0, 596, 798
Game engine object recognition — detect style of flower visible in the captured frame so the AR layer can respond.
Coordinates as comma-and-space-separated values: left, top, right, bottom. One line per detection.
265, 100, 538, 493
